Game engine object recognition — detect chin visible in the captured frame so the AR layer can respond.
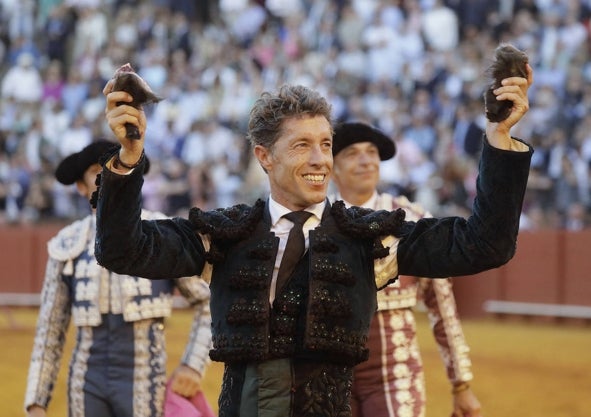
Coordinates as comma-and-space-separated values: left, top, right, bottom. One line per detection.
308, 192, 327, 205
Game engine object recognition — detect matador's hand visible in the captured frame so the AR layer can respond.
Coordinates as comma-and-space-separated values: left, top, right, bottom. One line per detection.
103, 78, 146, 167
485, 63, 533, 151
451, 386, 482, 417
26, 405, 47, 417
169, 364, 202, 398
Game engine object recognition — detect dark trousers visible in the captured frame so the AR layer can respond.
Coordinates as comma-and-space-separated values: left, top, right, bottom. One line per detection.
219, 358, 354, 417
67, 314, 167, 417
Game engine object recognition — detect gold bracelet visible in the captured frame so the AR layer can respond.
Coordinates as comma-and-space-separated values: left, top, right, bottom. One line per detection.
113, 149, 145, 170
452, 382, 470, 394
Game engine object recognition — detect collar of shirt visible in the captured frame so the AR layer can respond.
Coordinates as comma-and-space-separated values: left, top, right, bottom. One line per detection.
268, 196, 325, 231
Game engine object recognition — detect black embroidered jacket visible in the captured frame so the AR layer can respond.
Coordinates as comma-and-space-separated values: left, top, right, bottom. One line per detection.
188, 200, 405, 365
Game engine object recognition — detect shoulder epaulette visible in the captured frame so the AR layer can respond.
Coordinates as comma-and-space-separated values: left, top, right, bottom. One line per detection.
331, 200, 406, 239
188, 199, 266, 241
47, 215, 93, 261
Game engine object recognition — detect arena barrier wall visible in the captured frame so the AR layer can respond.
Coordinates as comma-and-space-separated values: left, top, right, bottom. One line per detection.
1, 225, 590, 320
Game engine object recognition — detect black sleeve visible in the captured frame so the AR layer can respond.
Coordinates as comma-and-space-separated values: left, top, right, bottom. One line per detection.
397, 138, 533, 277
95, 162, 206, 280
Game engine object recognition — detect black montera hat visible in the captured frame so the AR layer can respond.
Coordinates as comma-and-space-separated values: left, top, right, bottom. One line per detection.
332, 122, 396, 161
55, 140, 151, 185
55, 140, 117, 185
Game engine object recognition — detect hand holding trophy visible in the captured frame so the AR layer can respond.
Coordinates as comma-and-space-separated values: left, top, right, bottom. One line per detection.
111, 63, 162, 140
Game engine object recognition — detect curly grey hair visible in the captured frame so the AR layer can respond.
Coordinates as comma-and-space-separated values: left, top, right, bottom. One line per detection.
247, 84, 333, 150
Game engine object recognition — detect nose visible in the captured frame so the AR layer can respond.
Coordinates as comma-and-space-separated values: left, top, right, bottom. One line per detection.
309, 144, 330, 166
358, 151, 372, 165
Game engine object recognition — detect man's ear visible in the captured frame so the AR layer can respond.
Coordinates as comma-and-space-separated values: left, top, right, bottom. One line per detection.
254, 145, 271, 173
75, 179, 88, 197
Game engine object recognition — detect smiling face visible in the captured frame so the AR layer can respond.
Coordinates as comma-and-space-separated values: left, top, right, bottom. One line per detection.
254, 115, 333, 211
332, 141, 381, 206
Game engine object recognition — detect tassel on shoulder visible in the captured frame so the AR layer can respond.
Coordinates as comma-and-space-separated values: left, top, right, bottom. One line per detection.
331, 200, 406, 239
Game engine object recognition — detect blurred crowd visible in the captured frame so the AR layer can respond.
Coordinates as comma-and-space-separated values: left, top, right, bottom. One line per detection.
1, 0, 591, 229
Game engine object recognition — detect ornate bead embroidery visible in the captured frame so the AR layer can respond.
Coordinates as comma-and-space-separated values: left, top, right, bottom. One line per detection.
311, 231, 339, 253
274, 289, 304, 315
226, 298, 267, 325
210, 333, 267, 362
331, 200, 406, 238
310, 286, 352, 318
229, 265, 271, 290
247, 239, 276, 260
188, 199, 265, 241
312, 258, 355, 286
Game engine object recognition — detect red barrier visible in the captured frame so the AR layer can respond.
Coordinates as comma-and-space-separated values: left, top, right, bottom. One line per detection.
0, 223, 66, 294
563, 230, 591, 306
0, 226, 35, 293
1, 225, 590, 318
502, 230, 563, 304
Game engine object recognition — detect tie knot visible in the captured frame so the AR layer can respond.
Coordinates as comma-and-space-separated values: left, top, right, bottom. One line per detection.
283, 211, 312, 226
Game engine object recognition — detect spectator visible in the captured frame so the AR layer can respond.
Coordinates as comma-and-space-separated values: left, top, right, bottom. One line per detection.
41, 60, 65, 104
421, 0, 459, 52
61, 66, 90, 119
42, 4, 74, 65
1, 52, 42, 104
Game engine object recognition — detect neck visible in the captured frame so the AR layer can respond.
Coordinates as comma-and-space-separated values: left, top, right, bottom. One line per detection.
340, 190, 374, 207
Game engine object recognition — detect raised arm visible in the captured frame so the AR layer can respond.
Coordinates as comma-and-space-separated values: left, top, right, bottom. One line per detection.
95, 79, 207, 279
396, 66, 534, 278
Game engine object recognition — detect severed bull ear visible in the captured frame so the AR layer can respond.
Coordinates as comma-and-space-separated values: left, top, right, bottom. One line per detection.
484, 44, 528, 123
111, 63, 163, 139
